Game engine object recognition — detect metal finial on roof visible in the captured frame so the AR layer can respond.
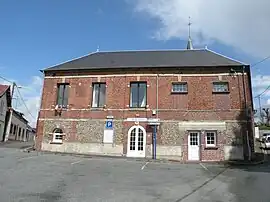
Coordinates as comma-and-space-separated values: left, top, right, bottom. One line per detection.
187, 16, 193, 50
96, 45, 100, 52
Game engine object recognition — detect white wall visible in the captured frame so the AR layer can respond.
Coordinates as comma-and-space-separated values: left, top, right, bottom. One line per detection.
9, 112, 28, 141
0, 92, 8, 141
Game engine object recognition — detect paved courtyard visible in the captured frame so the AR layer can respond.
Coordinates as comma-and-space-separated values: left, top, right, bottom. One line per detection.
1, 148, 270, 202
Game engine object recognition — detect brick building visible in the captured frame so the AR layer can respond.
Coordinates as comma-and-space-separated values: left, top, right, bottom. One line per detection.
36, 47, 254, 162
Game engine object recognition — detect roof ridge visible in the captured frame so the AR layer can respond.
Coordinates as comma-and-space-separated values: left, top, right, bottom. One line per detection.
95, 48, 205, 54
205, 48, 248, 66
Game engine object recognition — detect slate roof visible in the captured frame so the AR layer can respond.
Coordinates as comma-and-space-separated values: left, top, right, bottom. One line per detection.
43, 48, 247, 72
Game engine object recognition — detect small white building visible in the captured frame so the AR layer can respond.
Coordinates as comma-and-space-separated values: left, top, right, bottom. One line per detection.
8, 110, 32, 142
0, 85, 11, 141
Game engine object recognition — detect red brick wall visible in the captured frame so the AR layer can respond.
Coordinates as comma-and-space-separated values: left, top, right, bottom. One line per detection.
39, 73, 251, 120
36, 68, 253, 159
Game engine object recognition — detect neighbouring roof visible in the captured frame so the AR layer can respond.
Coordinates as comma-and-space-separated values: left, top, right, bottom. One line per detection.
13, 109, 28, 124
43, 48, 248, 72
0, 84, 11, 107
0, 85, 10, 97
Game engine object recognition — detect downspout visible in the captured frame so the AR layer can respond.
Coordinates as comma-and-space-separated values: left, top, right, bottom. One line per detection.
156, 73, 159, 118
242, 66, 251, 161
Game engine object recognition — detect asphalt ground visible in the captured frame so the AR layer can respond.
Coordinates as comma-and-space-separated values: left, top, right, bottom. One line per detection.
1, 147, 270, 202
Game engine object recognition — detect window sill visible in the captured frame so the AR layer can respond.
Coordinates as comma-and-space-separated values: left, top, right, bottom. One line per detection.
129, 108, 147, 111
90, 108, 104, 111
212, 91, 230, 94
171, 91, 188, 94
204, 146, 218, 150
50, 142, 63, 145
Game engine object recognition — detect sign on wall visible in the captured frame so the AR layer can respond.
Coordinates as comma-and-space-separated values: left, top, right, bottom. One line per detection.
103, 129, 114, 143
106, 120, 113, 129
104, 119, 114, 143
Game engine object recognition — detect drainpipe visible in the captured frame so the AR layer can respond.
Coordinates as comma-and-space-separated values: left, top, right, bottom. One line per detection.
152, 73, 159, 159
156, 73, 159, 118
242, 66, 251, 161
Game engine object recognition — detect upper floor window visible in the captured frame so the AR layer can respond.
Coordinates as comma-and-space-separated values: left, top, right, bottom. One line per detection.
213, 82, 229, 93
172, 82, 188, 93
92, 83, 106, 108
56, 83, 69, 108
130, 82, 147, 108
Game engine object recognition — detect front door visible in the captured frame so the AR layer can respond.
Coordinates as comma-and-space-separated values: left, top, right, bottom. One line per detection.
127, 125, 146, 158
188, 132, 200, 161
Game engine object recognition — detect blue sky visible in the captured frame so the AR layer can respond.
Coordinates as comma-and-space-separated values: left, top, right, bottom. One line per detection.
0, 0, 269, 126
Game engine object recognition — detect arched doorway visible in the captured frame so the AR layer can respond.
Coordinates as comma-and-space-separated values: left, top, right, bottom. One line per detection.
127, 125, 146, 158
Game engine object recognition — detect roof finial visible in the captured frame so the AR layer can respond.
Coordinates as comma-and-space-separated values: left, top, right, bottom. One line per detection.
187, 16, 193, 50
96, 45, 100, 52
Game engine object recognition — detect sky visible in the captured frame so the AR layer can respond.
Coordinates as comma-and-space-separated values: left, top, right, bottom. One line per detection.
0, 0, 270, 126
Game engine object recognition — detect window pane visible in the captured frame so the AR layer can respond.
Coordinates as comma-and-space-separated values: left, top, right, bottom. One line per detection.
99, 84, 106, 107
172, 83, 187, 92
206, 132, 216, 145
138, 83, 146, 107
57, 85, 64, 105
213, 83, 228, 92
130, 83, 138, 107
63, 85, 69, 107
92, 84, 99, 107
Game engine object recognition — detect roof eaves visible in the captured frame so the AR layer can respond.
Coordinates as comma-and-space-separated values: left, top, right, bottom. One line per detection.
43, 51, 99, 72
206, 48, 248, 66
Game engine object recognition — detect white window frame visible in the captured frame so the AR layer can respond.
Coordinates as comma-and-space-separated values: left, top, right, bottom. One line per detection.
205, 131, 217, 147
172, 82, 188, 93
52, 132, 64, 144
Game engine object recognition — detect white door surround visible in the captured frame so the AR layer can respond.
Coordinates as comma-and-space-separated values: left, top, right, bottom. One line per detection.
188, 132, 200, 161
127, 125, 146, 158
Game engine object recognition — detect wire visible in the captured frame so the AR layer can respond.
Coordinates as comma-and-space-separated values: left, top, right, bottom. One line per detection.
251, 55, 270, 98
251, 55, 270, 68
0, 75, 13, 84
15, 85, 35, 120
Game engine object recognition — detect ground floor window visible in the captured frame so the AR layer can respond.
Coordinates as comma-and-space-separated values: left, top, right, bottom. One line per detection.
51, 128, 64, 144
205, 131, 216, 147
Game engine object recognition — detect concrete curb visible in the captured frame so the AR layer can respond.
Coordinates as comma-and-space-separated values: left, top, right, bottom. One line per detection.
26, 150, 267, 166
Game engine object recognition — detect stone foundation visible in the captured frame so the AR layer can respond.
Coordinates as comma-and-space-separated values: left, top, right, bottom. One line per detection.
39, 119, 251, 161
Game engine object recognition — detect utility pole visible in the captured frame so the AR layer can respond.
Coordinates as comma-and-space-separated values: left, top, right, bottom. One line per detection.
4, 82, 16, 142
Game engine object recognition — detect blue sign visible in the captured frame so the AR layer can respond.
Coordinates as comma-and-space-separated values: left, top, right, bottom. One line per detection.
106, 120, 113, 129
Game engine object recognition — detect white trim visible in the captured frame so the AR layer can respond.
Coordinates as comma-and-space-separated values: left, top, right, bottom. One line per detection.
37, 118, 249, 123
179, 121, 226, 130
44, 72, 247, 79
40, 108, 246, 112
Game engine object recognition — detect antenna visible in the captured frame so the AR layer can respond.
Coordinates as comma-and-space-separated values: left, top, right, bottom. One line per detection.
188, 16, 192, 39
186, 16, 193, 50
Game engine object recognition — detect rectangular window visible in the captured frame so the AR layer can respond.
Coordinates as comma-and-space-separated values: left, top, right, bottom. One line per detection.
213, 82, 229, 93
205, 131, 216, 147
56, 83, 69, 108
130, 82, 147, 108
10, 124, 13, 134
172, 82, 188, 93
92, 83, 106, 108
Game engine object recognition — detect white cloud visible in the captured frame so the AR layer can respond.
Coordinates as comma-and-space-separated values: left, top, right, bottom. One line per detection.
131, 0, 270, 58
0, 76, 43, 128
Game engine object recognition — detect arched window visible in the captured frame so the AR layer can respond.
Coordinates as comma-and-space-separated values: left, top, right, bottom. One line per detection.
51, 128, 64, 144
